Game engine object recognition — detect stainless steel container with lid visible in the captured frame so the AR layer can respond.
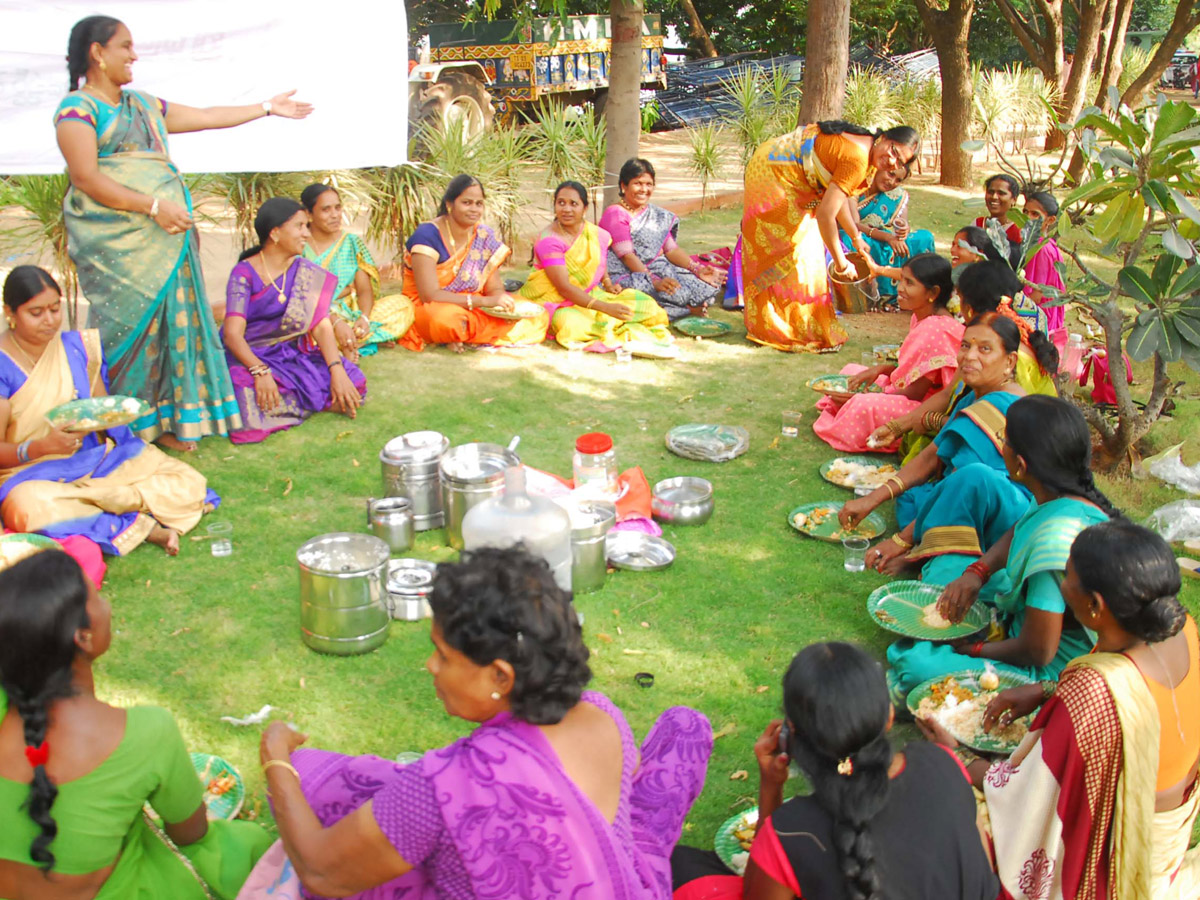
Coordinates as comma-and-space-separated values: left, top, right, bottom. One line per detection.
386, 558, 438, 621
438, 442, 521, 550
297, 533, 390, 655
366, 496, 415, 553
567, 499, 616, 594
379, 431, 450, 531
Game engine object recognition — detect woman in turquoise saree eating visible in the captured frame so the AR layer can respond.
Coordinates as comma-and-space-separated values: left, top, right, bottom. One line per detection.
55, 16, 311, 450
885, 396, 1117, 700
839, 313, 1031, 590
841, 167, 935, 300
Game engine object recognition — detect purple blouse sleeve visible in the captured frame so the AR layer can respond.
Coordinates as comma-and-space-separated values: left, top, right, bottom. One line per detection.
225, 265, 253, 319
371, 760, 444, 867
532, 232, 568, 269
599, 205, 634, 258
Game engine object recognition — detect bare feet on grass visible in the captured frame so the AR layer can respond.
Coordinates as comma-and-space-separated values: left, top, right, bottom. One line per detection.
156, 433, 196, 452
148, 523, 180, 556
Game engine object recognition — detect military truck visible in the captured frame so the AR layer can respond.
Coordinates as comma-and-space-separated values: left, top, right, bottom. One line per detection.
412, 14, 666, 134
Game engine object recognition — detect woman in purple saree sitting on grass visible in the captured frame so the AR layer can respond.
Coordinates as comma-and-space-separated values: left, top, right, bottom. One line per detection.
242, 547, 713, 900
222, 199, 365, 444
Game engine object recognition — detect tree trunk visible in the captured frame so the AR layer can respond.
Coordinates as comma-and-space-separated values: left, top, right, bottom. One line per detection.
1054, 0, 1110, 148
678, 0, 718, 58
914, 0, 974, 187
798, 0, 851, 122
1065, 0, 1133, 182
1120, 0, 1200, 108
604, 0, 644, 208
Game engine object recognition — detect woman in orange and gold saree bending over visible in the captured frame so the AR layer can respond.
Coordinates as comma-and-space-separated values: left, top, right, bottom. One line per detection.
738, 122, 919, 352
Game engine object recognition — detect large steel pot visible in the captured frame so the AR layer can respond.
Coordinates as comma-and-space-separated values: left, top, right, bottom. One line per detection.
380, 431, 450, 531
297, 533, 390, 655
439, 442, 521, 550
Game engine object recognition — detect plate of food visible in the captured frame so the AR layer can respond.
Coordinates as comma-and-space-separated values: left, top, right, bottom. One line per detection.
0, 533, 58, 570
191, 752, 245, 821
807, 374, 883, 396
819, 456, 900, 491
673, 316, 732, 338
484, 298, 545, 320
45, 396, 149, 434
788, 502, 885, 542
866, 581, 990, 641
908, 670, 1034, 753
872, 344, 900, 363
714, 806, 759, 876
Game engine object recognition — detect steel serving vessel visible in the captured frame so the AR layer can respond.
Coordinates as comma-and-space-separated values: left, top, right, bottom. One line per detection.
297, 533, 391, 655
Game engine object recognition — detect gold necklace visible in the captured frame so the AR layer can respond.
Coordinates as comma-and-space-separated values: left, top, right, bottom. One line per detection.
1145, 641, 1189, 745
619, 198, 643, 213
442, 218, 470, 254
7, 334, 41, 369
262, 256, 291, 305
81, 81, 120, 105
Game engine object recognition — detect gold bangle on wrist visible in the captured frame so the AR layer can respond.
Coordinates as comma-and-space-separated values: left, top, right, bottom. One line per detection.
890, 532, 914, 549
262, 759, 300, 782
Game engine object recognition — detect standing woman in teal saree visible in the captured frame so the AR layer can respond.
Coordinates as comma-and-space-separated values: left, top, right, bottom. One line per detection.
54, 16, 312, 451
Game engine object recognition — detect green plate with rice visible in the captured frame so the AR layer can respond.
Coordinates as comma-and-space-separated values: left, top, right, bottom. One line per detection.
907, 669, 1034, 753
191, 752, 245, 821
0, 533, 58, 570
787, 501, 885, 542
714, 806, 759, 875
673, 316, 732, 338
807, 374, 883, 396
867, 580, 990, 641
45, 395, 150, 433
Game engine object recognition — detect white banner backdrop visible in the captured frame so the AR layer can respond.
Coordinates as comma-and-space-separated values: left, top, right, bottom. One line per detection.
0, 0, 407, 174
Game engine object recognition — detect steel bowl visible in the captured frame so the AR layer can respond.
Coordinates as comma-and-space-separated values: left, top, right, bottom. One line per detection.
651, 476, 715, 526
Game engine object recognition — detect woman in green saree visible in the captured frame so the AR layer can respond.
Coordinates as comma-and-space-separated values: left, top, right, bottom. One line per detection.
0, 551, 271, 899
299, 183, 414, 359
55, 16, 311, 451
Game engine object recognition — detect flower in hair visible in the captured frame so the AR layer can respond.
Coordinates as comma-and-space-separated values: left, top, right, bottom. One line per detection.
24, 741, 49, 768
837, 756, 854, 776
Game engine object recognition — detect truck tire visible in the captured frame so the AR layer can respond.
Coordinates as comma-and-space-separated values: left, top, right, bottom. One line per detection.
413, 72, 495, 139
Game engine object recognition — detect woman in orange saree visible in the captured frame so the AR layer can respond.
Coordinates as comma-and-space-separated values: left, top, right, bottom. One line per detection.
739, 121, 919, 352
400, 176, 549, 351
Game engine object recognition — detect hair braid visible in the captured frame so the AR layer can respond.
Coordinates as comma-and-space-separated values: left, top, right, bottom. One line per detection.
8, 678, 71, 869
0, 551, 91, 871
65, 16, 121, 91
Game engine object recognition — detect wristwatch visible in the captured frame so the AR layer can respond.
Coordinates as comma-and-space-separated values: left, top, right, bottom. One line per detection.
261, 101, 272, 116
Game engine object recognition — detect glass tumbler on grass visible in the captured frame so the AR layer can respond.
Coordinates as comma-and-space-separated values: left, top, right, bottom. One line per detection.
207, 521, 233, 557
842, 535, 870, 572
614, 345, 633, 366
781, 409, 802, 438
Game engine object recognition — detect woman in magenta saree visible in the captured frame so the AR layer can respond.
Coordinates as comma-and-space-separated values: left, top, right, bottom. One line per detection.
242, 548, 712, 900
222, 200, 366, 444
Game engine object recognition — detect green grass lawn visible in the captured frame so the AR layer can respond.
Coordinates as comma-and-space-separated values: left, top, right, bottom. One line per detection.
96, 190, 1199, 846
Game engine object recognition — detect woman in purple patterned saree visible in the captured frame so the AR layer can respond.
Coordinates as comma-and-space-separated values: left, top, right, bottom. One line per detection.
243, 547, 713, 900
222, 199, 366, 444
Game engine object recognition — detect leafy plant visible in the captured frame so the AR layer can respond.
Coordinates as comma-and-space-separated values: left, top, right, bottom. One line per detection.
843, 67, 897, 132
686, 122, 725, 213
363, 153, 436, 258
640, 99, 661, 133
573, 104, 608, 215
529, 102, 584, 186
0, 174, 79, 325
209, 171, 315, 249
721, 68, 772, 166
1053, 93, 1200, 469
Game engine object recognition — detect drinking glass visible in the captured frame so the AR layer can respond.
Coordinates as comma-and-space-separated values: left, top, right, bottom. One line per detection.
614, 345, 633, 366
842, 536, 870, 573
207, 521, 233, 557
780, 409, 803, 438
